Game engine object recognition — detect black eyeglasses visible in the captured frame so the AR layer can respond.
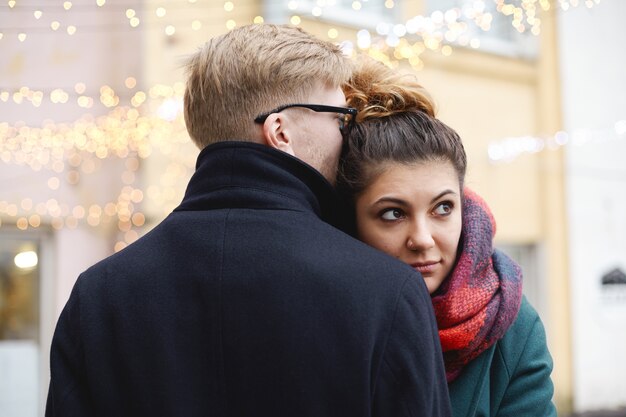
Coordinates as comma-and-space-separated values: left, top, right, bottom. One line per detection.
254, 103, 358, 135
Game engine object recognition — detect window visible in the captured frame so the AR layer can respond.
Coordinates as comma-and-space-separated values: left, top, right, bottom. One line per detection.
496, 243, 547, 319
0, 229, 43, 417
265, 0, 398, 29
427, 0, 538, 59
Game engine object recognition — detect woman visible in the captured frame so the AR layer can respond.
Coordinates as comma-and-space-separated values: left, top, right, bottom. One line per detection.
339, 59, 557, 417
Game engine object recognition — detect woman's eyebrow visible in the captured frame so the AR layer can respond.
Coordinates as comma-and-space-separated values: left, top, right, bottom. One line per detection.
430, 189, 456, 204
373, 196, 408, 206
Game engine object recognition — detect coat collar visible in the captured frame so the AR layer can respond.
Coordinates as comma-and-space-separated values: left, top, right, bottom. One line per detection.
175, 141, 345, 227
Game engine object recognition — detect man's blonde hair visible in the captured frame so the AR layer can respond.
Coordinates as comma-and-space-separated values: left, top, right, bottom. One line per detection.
184, 24, 352, 149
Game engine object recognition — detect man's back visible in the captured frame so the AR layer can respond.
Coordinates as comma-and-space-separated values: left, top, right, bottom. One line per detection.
46, 143, 450, 416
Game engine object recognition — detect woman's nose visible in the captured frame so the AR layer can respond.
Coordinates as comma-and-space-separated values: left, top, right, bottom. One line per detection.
406, 220, 435, 251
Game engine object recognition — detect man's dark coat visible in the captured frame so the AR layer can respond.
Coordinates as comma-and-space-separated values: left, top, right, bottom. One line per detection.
46, 141, 451, 417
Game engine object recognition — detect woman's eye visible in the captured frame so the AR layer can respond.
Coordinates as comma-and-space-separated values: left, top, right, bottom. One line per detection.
381, 209, 403, 221
433, 202, 453, 216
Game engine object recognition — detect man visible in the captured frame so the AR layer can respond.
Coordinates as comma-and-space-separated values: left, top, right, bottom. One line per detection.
46, 24, 451, 416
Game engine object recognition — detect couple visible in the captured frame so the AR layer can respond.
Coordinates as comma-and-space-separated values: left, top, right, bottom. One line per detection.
46, 24, 555, 416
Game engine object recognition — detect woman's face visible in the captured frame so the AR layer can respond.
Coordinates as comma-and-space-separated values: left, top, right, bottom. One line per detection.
355, 160, 462, 294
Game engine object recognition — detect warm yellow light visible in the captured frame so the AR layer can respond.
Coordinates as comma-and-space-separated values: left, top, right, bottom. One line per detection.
14, 251, 38, 269
384, 0, 394, 8
165, 25, 175, 36
87, 216, 100, 227
96, 0, 105, 6
52, 218, 64, 230
327, 28, 338, 39
131, 212, 146, 227
126, 8, 136, 18
74, 82, 86, 94
130, 190, 144, 204
114, 242, 127, 252
253, 16, 264, 24
17, 217, 28, 230
95, 147, 108, 159
156, 7, 166, 17
118, 220, 131, 232
67, 25, 77, 35
77, 96, 93, 108
20, 198, 33, 211
6, 204, 18, 217
130, 17, 140, 28
8, 0, 16, 8
72, 205, 86, 219
89, 205, 102, 216
124, 77, 137, 89
224, 1, 234, 12
29, 215, 41, 228
124, 230, 139, 244
290, 15, 301, 25
67, 170, 80, 185
47, 177, 60, 190
52, 161, 64, 173
352, 1, 361, 10
226, 19, 236, 30
424, 37, 439, 50
51, 21, 60, 31
18, 33, 26, 42
191, 20, 202, 30
63, 1, 72, 11
34, 10, 43, 19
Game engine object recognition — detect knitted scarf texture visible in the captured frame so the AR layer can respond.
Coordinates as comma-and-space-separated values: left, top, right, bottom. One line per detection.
431, 188, 523, 382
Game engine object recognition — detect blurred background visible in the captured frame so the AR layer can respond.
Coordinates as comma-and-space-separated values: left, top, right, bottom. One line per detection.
1, 0, 625, 416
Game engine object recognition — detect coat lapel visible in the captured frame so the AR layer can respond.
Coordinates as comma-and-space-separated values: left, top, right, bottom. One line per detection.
448, 344, 496, 417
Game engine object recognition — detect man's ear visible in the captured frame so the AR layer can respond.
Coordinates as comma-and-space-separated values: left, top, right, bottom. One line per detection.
261, 113, 295, 156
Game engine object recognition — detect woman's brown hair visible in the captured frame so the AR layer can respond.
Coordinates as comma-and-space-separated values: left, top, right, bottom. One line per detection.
339, 57, 467, 199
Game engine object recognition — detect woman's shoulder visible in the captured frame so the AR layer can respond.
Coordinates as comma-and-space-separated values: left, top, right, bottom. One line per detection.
496, 296, 549, 372
505, 296, 542, 337
449, 297, 555, 416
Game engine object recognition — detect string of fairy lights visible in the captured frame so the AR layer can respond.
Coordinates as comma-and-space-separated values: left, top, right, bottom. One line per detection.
0, 0, 607, 252
488, 120, 626, 163
0, 101, 194, 251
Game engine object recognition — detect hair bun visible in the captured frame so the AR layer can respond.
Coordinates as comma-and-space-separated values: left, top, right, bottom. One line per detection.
344, 56, 436, 122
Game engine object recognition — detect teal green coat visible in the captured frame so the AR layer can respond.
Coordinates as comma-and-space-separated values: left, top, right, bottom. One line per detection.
448, 297, 557, 417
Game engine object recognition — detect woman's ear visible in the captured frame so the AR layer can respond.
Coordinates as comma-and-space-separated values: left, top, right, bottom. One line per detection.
261, 113, 295, 156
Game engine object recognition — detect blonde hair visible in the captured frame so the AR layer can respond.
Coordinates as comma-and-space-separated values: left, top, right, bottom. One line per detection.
184, 24, 352, 149
343, 56, 436, 121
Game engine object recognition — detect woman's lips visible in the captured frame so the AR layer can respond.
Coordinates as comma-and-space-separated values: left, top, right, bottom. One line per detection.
410, 261, 439, 275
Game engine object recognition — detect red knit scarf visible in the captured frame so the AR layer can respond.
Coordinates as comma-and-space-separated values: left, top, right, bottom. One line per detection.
431, 188, 523, 382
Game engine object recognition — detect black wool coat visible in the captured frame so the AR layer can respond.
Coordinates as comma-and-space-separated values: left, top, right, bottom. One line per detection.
46, 141, 451, 417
